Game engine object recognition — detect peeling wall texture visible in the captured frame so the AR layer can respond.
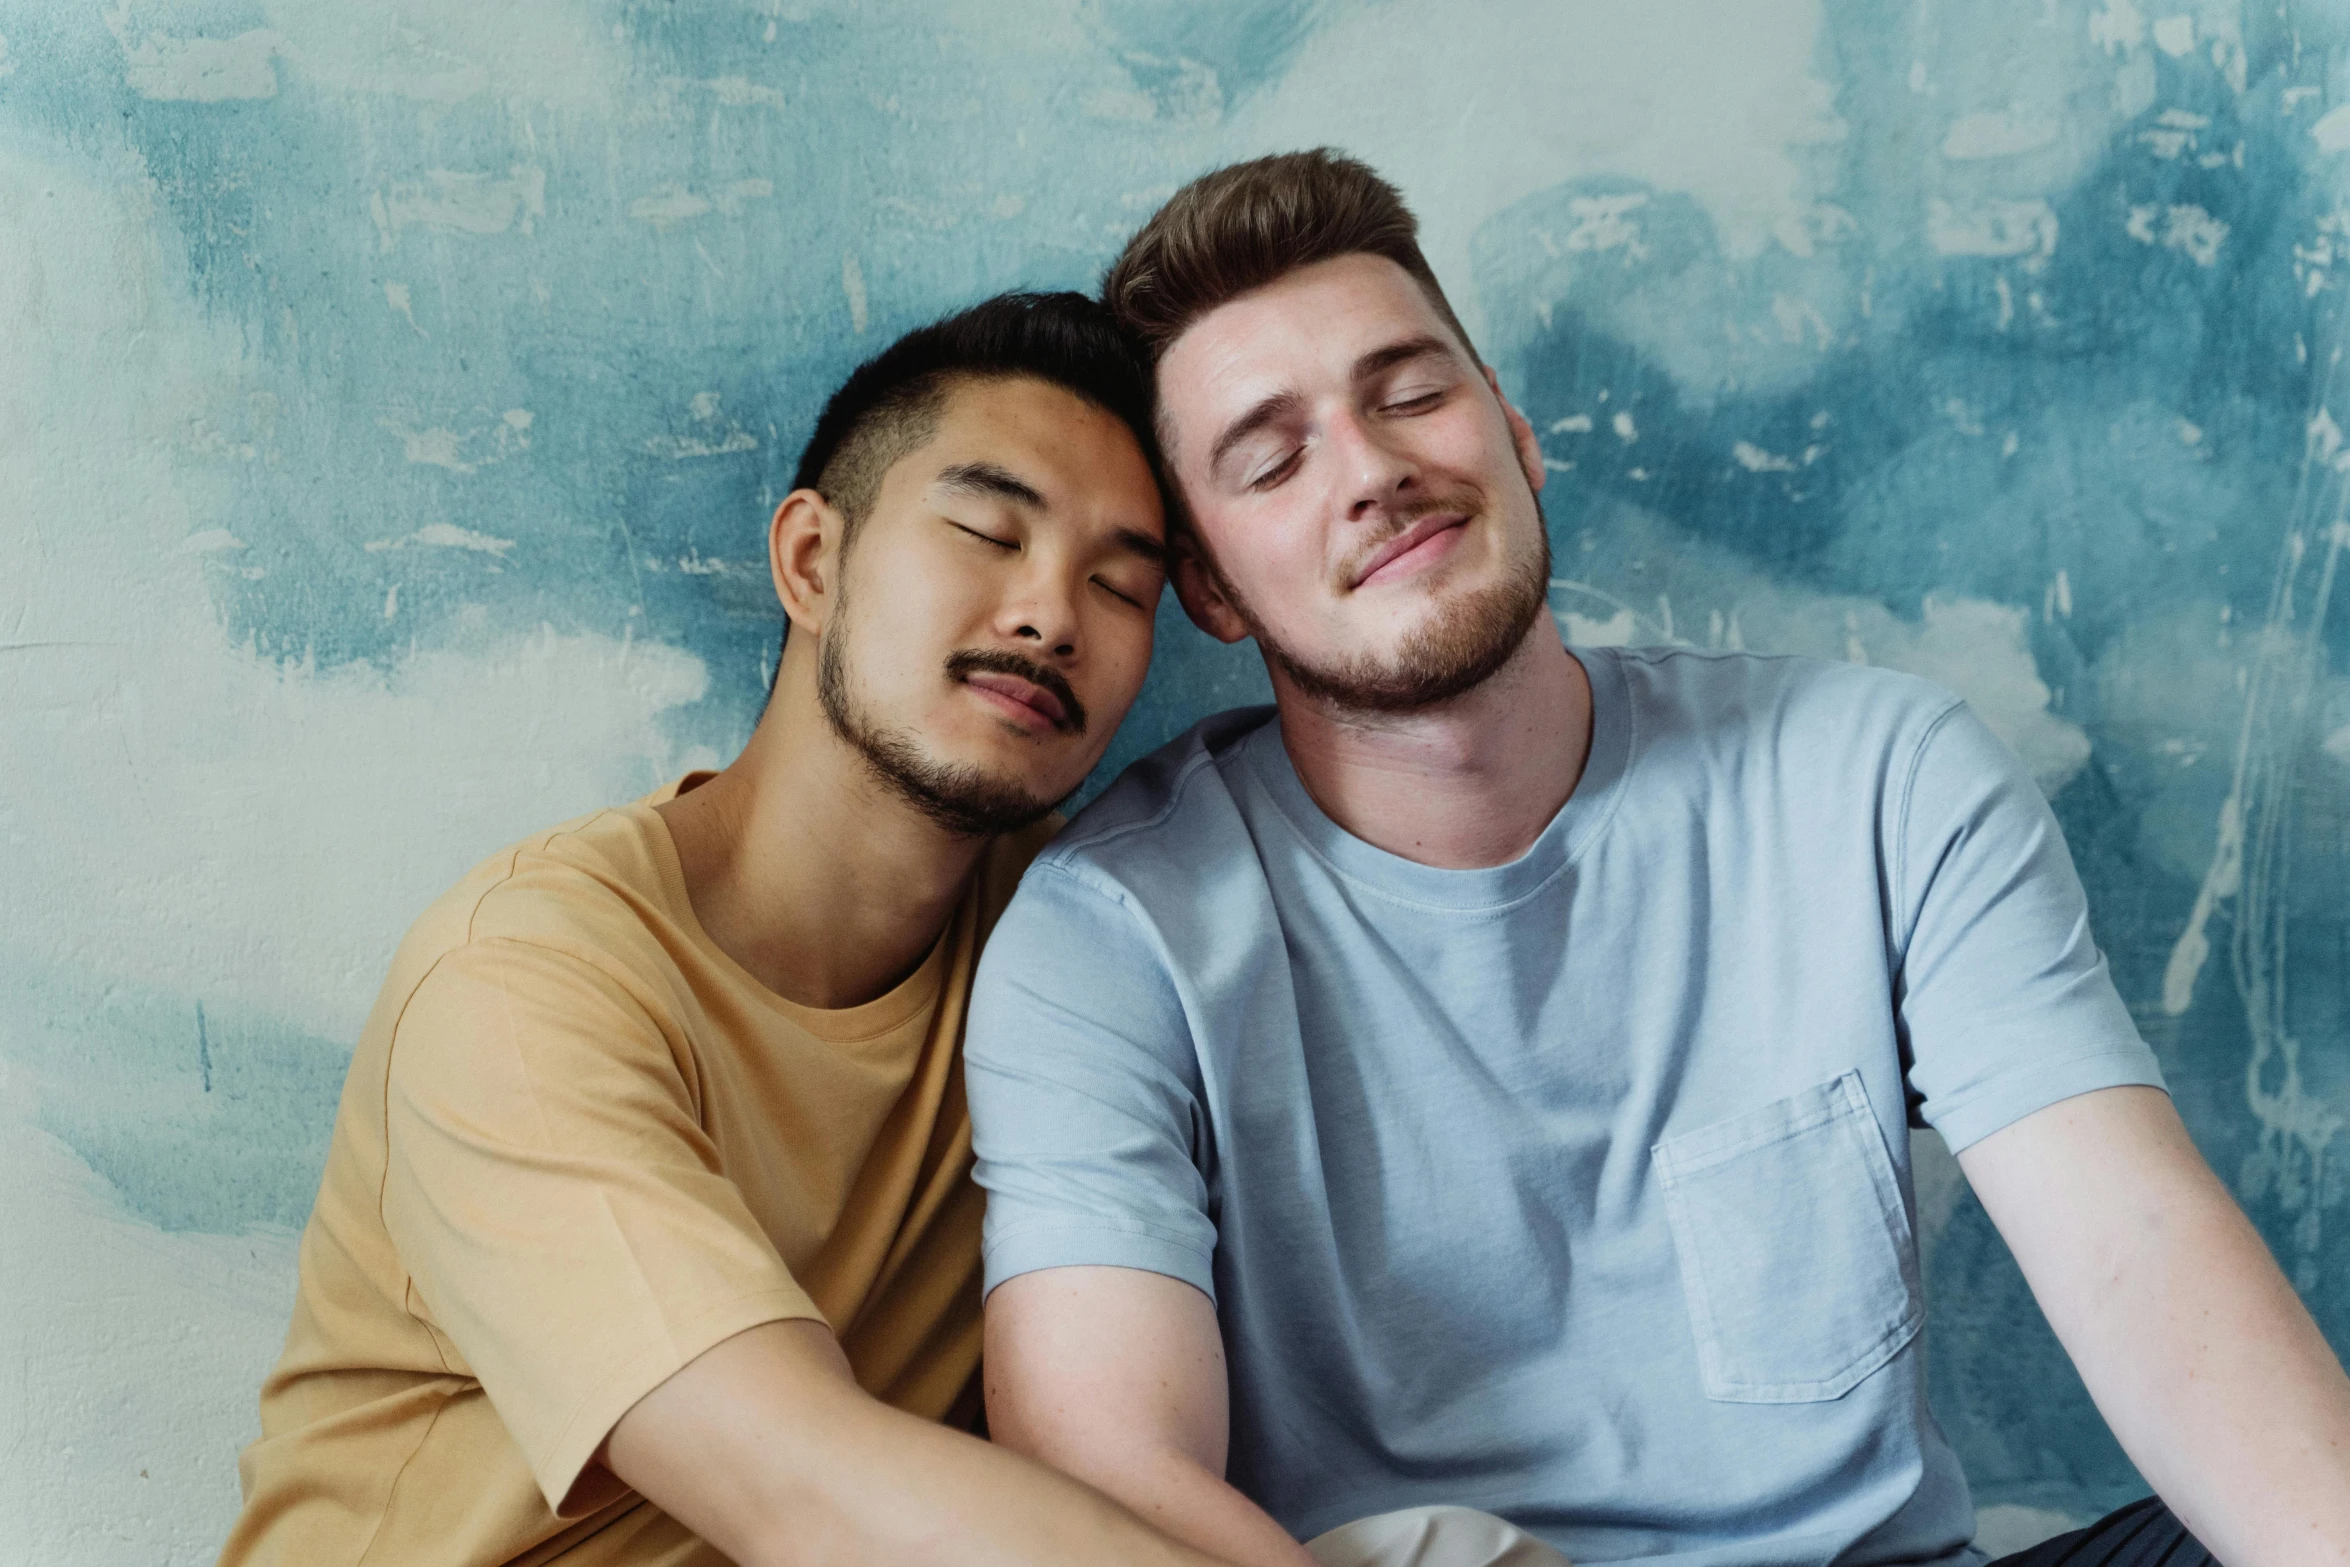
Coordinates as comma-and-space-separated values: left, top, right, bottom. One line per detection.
3, 1, 2349, 1560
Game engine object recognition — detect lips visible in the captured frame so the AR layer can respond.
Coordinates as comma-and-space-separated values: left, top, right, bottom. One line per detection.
1352, 511, 1470, 588
961, 669, 1069, 729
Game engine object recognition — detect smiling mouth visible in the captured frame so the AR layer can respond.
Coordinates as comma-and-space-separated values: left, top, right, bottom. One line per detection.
1352, 512, 1471, 588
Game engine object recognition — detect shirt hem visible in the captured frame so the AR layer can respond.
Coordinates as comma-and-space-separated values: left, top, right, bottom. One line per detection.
1927, 1047, 2169, 1154
981, 1222, 1216, 1302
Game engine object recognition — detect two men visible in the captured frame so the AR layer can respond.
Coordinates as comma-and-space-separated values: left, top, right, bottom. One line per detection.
224, 153, 2350, 1567
967, 152, 2350, 1567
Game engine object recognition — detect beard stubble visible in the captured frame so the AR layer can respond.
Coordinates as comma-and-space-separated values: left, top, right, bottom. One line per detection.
815, 576, 1066, 839
1219, 496, 1554, 716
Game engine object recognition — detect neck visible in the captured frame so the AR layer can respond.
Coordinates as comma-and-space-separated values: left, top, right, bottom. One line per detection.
1272, 618, 1593, 869
655, 647, 989, 1010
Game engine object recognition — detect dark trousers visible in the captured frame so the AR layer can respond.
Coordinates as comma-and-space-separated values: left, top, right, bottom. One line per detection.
1987, 1496, 2217, 1567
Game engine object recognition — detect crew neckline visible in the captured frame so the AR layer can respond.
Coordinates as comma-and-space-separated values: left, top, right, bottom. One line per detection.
1241, 646, 1634, 913
631, 785, 955, 1044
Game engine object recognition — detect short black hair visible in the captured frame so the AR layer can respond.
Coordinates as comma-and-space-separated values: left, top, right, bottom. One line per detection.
792, 290, 1164, 539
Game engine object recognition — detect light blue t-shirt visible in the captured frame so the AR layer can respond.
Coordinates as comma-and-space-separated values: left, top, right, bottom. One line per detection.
965, 647, 2163, 1566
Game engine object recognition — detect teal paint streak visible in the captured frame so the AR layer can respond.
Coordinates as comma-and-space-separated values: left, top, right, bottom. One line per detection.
4, 963, 340, 1236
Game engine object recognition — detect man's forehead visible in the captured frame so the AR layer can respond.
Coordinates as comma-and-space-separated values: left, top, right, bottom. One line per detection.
902, 382, 1164, 544
1159, 255, 1462, 417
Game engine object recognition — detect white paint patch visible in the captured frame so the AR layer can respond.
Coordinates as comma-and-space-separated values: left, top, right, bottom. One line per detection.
628, 179, 773, 230
363, 522, 516, 557
370, 166, 546, 252
118, 28, 283, 102
2322, 725, 2350, 767
1552, 518, 2093, 796
645, 393, 760, 459
2150, 13, 2194, 55
2311, 408, 2343, 466
384, 280, 424, 335
2127, 202, 2228, 266
2088, 0, 2147, 52
1558, 193, 1651, 258
1940, 106, 2061, 161
375, 410, 533, 474
1882, 597, 2093, 794
1732, 439, 1798, 472
1558, 604, 1641, 646
1612, 411, 1639, 443
1238, 0, 1849, 340
0, 1071, 301, 1565
843, 250, 870, 334
1549, 414, 1594, 434
1927, 198, 2060, 266
2312, 106, 2350, 156
178, 529, 245, 554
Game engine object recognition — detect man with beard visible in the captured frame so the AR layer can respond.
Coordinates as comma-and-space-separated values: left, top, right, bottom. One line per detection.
220, 294, 1236, 1567
965, 154, 2350, 1567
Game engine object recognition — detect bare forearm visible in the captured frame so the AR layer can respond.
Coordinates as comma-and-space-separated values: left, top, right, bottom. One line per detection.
605, 1321, 1230, 1567
990, 1434, 1320, 1567
748, 1391, 1236, 1567
2052, 1175, 2350, 1562
983, 1267, 1320, 1567
1965, 1088, 2350, 1565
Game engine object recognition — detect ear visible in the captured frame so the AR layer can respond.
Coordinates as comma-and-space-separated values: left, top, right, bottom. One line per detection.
1167, 532, 1252, 645
1485, 365, 1547, 497
769, 488, 844, 635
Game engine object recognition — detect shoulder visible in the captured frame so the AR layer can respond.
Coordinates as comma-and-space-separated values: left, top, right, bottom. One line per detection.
1596, 646, 1962, 775
1030, 706, 1279, 893
1601, 644, 1958, 727
385, 804, 683, 1016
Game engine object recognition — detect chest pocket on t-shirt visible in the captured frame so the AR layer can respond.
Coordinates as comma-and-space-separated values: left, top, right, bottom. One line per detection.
1651, 1071, 1922, 1403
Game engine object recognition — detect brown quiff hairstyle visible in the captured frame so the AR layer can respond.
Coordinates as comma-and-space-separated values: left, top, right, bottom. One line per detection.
1102, 148, 1479, 373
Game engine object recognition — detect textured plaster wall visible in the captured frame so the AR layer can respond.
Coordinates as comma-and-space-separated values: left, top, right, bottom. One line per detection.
1, 2, 2347, 1561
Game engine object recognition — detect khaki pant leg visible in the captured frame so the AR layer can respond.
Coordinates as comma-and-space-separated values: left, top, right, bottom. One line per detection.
1303, 1505, 1573, 1567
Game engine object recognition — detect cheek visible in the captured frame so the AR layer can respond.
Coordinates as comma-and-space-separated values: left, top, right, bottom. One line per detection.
840, 549, 975, 686
1199, 501, 1323, 607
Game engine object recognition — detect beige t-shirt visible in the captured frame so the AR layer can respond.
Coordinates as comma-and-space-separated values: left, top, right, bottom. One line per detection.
221, 782, 1051, 1566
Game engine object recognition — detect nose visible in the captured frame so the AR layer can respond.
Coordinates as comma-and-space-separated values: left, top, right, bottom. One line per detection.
1000, 560, 1079, 660
1328, 403, 1419, 522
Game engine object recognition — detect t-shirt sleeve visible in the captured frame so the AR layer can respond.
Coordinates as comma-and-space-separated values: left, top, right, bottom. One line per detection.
381, 937, 823, 1515
964, 861, 1218, 1301
1893, 700, 2166, 1152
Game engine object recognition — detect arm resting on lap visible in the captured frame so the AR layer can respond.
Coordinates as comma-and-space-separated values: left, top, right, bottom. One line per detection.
601, 1316, 1232, 1567
985, 1266, 1323, 1567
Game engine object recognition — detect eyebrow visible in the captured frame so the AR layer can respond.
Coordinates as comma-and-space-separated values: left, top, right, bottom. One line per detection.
936, 460, 1165, 566
1203, 335, 1465, 478
1207, 390, 1306, 477
1353, 333, 1458, 381
1108, 526, 1168, 567
933, 461, 1047, 509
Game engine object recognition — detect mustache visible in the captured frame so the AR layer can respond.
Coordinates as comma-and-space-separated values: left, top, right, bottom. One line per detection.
946, 648, 1088, 735
1343, 490, 1484, 578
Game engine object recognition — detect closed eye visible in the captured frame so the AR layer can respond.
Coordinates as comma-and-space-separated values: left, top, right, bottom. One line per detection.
1382, 389, 1446, 414
952, 521, 1017, 550
1094, 577, 1148, 609
1248, 449, 1303, 491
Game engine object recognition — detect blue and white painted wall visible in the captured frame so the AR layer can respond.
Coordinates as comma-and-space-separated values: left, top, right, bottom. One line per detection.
2, 2, 2346, 1560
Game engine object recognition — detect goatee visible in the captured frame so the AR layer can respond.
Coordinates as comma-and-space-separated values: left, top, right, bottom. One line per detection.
816, 615, 1063, 839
